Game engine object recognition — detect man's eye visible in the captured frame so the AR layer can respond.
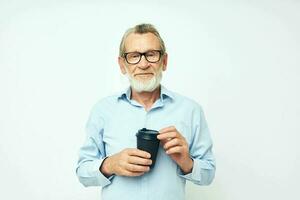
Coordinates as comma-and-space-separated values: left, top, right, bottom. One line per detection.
146, 52, 155, 57
129, 54, 140, 58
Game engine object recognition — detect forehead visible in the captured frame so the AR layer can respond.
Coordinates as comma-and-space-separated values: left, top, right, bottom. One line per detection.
124, 33, 160, 52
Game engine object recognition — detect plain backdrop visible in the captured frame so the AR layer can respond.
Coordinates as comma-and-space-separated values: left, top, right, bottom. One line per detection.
1, 0, 299, 200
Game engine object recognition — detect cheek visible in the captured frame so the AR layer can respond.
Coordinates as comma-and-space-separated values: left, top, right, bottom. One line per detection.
124, 65, 135, 74
154, 65, 163, 74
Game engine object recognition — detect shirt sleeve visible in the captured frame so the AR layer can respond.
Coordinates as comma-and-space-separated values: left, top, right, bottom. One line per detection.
76, 106, 114, 187
178, 106, 216, 185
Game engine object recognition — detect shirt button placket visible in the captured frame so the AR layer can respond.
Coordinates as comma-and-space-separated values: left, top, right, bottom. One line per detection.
144, 109, 149, 128
144, 109, 150, 199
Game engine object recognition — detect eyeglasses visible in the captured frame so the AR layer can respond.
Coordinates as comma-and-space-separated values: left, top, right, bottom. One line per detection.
123, 50, 162, 64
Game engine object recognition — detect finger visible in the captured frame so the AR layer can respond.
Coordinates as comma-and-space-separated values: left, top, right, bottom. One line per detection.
163, 138, 182, 150
128, 156, 152, 166
157, 131, 178, 140
159, 126, 176, 134
166, 146, 183, 154
126, 163, 150, 172
127, 149, 151, 158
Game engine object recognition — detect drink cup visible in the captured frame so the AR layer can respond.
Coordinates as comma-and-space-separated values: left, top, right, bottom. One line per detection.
136, 128, 160, 168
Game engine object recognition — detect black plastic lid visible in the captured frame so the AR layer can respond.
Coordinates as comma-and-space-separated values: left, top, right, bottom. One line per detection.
136, 128, 159, 140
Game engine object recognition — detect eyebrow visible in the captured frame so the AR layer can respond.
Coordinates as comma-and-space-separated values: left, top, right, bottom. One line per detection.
125, 49, 160, 53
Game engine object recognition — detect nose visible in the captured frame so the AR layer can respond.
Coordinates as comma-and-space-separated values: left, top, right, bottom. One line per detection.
137, 55, 150, 69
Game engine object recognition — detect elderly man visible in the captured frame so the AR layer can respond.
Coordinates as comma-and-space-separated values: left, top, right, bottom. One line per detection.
76, 23, 216, 200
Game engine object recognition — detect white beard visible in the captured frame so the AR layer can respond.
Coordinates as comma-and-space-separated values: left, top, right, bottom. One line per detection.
126, 68, 163, 93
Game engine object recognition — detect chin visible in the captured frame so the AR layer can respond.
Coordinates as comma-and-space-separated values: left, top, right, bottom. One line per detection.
135, 77, 152, 82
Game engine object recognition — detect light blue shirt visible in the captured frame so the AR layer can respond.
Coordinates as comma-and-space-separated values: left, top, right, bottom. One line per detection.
76, 85, 216, 200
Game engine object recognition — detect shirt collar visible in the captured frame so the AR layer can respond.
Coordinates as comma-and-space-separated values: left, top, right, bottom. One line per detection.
117, 87, 132, 102
117, 85, 174, 102
160, 85, 175, 101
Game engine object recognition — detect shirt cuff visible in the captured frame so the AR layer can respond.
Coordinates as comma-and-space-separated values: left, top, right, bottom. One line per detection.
92, 158, 115, 187
177, 158, 201, 182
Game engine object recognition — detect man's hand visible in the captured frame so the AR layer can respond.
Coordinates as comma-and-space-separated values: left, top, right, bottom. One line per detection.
100, 148, 152, 177
157, 126, 193, 174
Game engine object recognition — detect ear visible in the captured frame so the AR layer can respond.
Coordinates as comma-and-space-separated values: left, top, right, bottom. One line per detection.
162, 53, 168, 71
118, 57, 127, 74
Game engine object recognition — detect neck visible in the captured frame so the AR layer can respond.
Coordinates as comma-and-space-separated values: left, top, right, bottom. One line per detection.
131, 85, 161, 111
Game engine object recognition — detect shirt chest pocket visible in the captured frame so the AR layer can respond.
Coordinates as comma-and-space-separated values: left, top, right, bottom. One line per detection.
102, 125, 137, 155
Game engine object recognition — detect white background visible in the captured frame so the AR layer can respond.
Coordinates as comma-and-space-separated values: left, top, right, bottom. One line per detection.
1, 0, 299, 199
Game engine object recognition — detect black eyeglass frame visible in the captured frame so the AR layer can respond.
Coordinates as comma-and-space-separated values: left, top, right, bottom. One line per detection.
122, 50, 163, 64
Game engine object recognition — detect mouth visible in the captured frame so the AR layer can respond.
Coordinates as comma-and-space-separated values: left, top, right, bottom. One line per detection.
134, 73, 154, 77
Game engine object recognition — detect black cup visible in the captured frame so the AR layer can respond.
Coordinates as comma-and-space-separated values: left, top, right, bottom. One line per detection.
136, 128, 160, 168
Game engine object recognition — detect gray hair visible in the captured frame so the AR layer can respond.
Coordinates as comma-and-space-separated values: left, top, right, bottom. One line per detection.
119, 23, 166, 57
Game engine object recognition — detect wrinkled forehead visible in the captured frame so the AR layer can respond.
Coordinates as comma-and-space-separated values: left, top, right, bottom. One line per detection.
124, 33, 161, 52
